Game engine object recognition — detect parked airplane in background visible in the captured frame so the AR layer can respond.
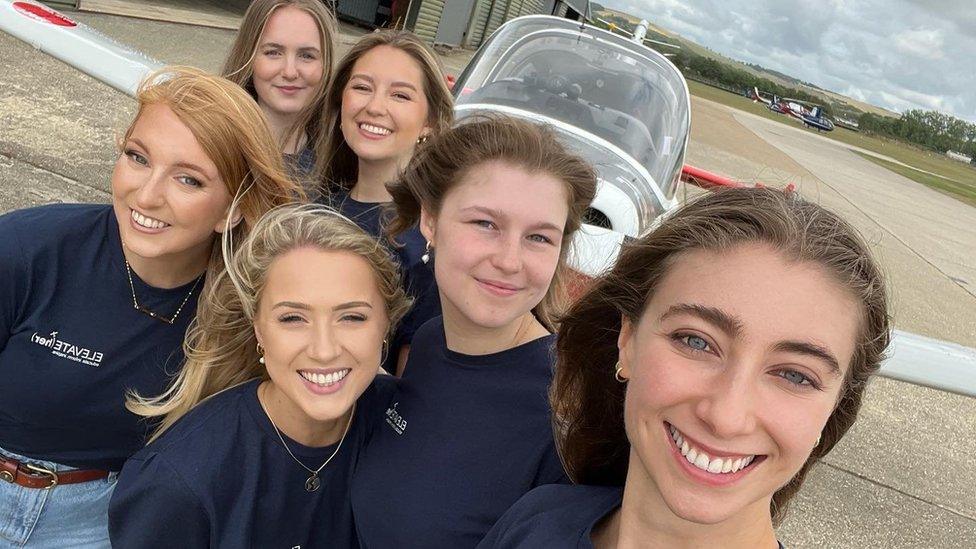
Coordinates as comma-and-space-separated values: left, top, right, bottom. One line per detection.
749, 86, 774, 106
769, 95, 835, 132
0, 0, 971, 397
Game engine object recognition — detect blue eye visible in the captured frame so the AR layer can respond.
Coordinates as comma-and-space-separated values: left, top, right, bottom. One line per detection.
780, 369, 813, 387
177, 175, 202, 188
684, 335, 709, 351
527, 234, 554, 245
472, 219, 496, 230
125, 150, 148, 166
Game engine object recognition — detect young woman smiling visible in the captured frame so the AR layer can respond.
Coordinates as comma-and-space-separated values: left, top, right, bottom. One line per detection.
317, 30, 454, 374
479, 188, 892, 549
223, 0, 337, 185
351, 116, 597, 548
0, 67, 297, 547
109, 204, 411, 547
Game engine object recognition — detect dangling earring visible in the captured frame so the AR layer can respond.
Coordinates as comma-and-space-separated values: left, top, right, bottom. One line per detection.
257, 342, 265, 365
421, 241, 432, 264
416, 133, 429, 145
380, 338, 390, 365
614, 361, 627, 383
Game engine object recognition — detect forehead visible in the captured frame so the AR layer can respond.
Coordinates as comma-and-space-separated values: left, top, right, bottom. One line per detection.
644, 244, 860, 371
262, 247, 383, 306
442, 161, 570, 227
128, 104, 218, 174
261, 6, 320, 45
350, 45, 425, 86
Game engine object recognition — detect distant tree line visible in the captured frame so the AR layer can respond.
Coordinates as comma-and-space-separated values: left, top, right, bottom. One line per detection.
858, 110, 976, 158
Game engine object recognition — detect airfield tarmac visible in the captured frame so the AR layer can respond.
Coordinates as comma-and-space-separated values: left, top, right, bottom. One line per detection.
0, 9, 973, 547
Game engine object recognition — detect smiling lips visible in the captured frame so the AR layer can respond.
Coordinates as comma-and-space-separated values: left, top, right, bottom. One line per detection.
275, 85, 305, 95
476, 278, 520, 297
130, 209, 168, 230
667, 422, 759, 476
358, 122, 392, 137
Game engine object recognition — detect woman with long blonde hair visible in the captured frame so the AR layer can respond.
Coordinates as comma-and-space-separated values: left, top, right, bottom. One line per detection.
223, 0, 338, 185
0, 66, 297, 547
318, 29, 454, 374
109, 204, 411, 547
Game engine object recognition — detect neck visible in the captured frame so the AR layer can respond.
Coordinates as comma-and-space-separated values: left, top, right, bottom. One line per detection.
260, 103, 303, 154
349, 157, 403, 203
441, 302, 548, 356
595, 455, 778, 549
121, 236, 212, 289
258, 380, 349, 447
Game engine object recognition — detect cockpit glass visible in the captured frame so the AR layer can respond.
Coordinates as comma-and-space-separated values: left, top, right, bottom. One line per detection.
454, 17, 690, 202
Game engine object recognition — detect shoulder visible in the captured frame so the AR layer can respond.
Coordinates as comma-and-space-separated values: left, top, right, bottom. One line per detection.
0, 203, 109, 233
411, 316, 446, 348
480, 485, 623, 548
134, 380, 257, 462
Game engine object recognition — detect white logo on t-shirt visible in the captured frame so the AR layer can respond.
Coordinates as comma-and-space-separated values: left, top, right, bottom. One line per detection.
31, 330, 104, 367
385, 402, 407, 435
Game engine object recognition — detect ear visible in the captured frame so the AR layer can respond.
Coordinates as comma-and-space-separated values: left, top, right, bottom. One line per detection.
419, 205, 436, 245
253, 322, 263, 347
617, 315, 634, 379
215, 209, 244, 234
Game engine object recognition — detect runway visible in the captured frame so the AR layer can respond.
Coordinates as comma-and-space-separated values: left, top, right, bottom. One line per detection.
0, 8, 973, 547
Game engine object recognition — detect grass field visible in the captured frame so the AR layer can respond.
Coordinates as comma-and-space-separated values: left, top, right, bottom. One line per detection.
686, 80, 976, 207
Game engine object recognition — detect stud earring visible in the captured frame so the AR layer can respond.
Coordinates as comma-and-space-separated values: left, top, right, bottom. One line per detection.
256, 342, 265, 365
614, 361, 627, 383
421, 241, 432, 264
417, 134, 429, 145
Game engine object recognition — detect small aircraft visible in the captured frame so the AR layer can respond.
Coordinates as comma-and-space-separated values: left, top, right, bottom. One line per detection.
749, 86, 774, 107
0, 1, 973, 396
769, 95, 834, 132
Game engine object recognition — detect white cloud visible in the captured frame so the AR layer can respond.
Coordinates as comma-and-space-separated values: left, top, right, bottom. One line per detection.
601, 0, 976, 122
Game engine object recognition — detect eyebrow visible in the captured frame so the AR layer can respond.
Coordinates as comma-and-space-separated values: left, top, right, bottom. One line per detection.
349, 74, 418, 92
261, 42, 321, 53
272, 301, 373, 311
773, 340, 842, 377
460, 205, 564, 233
660, 303, 743, 338
127, 138, 215, 181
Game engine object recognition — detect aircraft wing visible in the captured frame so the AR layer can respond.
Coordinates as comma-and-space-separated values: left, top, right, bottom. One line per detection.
0, 0, 162, 96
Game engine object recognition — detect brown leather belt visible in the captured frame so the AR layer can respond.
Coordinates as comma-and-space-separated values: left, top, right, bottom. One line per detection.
0, 454, 110, 489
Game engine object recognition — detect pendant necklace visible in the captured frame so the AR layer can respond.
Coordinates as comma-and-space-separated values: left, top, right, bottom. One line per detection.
124, 260, 203, 325
265, 400, 355, 492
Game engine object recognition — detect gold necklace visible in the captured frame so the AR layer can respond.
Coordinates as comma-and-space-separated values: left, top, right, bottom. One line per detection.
265, 400, 356, 492
124, 260, 203, 325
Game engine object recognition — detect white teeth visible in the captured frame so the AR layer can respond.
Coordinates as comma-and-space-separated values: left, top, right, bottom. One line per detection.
670, 424, 756, 475
359, 123, 391, 136
300, 369, 350, 387
131, 210, 167, 229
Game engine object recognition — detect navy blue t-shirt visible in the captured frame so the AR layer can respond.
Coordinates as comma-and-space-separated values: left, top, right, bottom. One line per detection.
352, 317, 569, 548
108, 376, 396, 548
481, 484, 788, 549
479, 484, 623, 548
0, 204, 199, 471
328, 190, 439, 374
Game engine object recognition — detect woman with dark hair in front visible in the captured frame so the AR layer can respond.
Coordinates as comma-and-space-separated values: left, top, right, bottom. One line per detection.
351, 115, 597, 548
0, 67, 298, 547
479, 187, 892, 548
109, 204, 411, 547
316, 29, 454, 375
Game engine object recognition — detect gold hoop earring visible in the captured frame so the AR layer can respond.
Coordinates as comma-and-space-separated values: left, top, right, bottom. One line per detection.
614, 361, 626, 383
257, 342, 265, 365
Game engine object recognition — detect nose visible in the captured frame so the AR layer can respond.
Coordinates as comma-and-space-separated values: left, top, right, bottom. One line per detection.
693, 364, 758, 439
491, 235, 523, 274
307, 322, 342, 364
282, 54, 299, 80
364, 91, 387, 116
133, 169, 167, 210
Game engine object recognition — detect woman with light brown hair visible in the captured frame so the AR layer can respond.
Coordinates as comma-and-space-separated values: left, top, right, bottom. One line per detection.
222, 0, 338, 185
351, 115, 596, 548
109, 204, 411, 547
318, 29, 454, 374
480, 187, 892, 548
0, 66, 297, 547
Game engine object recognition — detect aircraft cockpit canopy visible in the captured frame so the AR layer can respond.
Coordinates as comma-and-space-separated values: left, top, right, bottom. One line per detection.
454, 15, 691, 231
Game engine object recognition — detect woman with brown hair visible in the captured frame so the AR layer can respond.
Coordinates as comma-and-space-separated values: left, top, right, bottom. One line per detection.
109, 204, 411, 547
479, 187, 892, 548
318, 29, 454, 374
351, 115, 597, 548
222, 0, 338, 184
0, 66, 297, 547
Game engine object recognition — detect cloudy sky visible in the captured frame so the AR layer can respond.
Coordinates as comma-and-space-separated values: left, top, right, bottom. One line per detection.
600, 0, 976, 122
